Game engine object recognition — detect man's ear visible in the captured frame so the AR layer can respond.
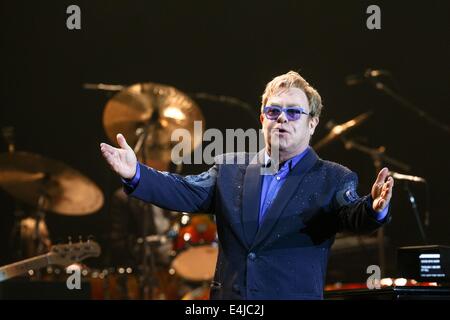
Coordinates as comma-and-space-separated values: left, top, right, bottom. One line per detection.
309, 116, 319, 136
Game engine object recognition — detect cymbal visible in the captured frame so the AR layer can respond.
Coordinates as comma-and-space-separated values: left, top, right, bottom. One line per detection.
0, 152, 104, 216
103, 83, 205, 165
314, 111, 372, 151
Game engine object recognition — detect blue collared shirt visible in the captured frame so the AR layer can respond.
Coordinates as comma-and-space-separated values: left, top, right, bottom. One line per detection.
259, 148, 310, 224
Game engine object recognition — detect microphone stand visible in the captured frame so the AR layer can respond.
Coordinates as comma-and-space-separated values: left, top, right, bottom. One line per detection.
341, 137, 411, 277
403, 182, 428, 244
371, 81, 450, 135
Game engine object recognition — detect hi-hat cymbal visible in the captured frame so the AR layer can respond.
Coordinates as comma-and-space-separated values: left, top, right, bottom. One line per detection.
313, 111, 372, 151
0, 152, 104, 216
103, 83, 205, 165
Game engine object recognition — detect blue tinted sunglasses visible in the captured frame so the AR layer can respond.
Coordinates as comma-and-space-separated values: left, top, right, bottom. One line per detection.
263, 106, 310, 121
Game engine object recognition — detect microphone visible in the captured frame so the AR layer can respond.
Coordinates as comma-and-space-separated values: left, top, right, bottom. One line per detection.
345, 68, 391, 86
389, 170, 426, 183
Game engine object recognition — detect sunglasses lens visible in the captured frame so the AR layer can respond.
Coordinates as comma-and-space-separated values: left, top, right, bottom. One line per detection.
286, 108, 301, 121
265, 107, 281, 119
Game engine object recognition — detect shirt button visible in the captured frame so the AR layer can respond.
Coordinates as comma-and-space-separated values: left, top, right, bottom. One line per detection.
276, 176, 280, 181
248, 252, 256, 261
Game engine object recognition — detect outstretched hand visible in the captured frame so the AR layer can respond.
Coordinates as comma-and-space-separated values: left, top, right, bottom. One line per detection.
100, 133, 137, 179
371, 167, 394, 212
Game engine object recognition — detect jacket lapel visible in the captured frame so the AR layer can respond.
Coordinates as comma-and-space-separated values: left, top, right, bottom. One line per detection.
241, 150, 265, 247
250, 149, 319, 249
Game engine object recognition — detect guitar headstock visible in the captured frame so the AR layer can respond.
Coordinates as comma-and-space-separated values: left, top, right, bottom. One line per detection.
47, 238, 101, 267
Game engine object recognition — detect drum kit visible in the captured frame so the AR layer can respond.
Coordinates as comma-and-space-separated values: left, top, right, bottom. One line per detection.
0, 82, 217, 300
0, 79, 418, 299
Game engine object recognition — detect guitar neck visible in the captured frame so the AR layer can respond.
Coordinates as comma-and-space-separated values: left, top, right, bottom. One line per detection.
0, 254, 50, 282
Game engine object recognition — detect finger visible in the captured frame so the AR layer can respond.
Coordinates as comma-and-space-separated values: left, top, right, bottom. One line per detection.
116, 133, 131, 150
376, 196, 388, 210
100, 142, 117, 154
382, 178, 394, 202
375, 167, 389, 185
101, 145, 120, 161
102, 148, 115, 161
100, 145, 115, 158
373, 198, 383, 212
381, 177, 394, 193
388, 176, 394, 188
383, 190, 392, 204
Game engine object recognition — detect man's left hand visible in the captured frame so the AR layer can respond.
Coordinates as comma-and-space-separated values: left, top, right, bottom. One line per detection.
371, 167, 394, 212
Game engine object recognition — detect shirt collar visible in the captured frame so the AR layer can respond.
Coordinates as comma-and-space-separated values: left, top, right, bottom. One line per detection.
263, 147, 310, 173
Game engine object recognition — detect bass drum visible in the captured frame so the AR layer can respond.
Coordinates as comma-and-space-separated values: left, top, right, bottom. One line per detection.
170, 214, 218, 283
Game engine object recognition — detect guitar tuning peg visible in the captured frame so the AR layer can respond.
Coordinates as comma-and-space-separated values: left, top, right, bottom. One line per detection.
87, 235, 95, 243
68, 236, 72, 244
78, 235, 83, 243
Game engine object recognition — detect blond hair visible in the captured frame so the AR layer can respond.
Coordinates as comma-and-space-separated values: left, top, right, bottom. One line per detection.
261, 71, 323, 117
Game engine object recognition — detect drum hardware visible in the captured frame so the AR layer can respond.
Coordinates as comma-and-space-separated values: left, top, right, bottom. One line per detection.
101, 82, 205, 166
0, 150, 104, 263
339, 135, 411, 277
1, 126, 15, 153
346, 69, 450, 135
313, 111, 372, 151
341, 137, 411, 172
341, 139, 428, 246
0, 151, 104, 216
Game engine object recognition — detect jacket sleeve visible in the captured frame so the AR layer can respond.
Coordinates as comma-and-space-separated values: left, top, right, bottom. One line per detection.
333, 171, 391, 234
127, 162, 218, 214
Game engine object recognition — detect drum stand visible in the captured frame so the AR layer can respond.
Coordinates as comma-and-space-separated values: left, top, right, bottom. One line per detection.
139, 210, 158, 299
133, 116, 161, 300
9, 205, 26, 260
9, 182, 50, 262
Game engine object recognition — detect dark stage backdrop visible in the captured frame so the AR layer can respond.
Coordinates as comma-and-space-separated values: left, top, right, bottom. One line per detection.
1, 0, 449, 281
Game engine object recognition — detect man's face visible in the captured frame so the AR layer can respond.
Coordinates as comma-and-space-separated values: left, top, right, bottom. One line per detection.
260, 87, 319, 158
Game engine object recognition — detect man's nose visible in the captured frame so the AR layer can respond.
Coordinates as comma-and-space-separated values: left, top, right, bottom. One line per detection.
277, 111, 288, 123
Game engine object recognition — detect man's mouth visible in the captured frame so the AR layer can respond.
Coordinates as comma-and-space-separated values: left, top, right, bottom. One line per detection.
274, 128, 289, 134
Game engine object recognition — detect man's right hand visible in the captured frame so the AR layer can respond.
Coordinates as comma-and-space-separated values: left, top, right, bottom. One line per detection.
100, 133, 137, 179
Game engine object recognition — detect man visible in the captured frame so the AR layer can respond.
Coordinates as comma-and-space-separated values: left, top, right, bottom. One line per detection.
100, 71, 394, 300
